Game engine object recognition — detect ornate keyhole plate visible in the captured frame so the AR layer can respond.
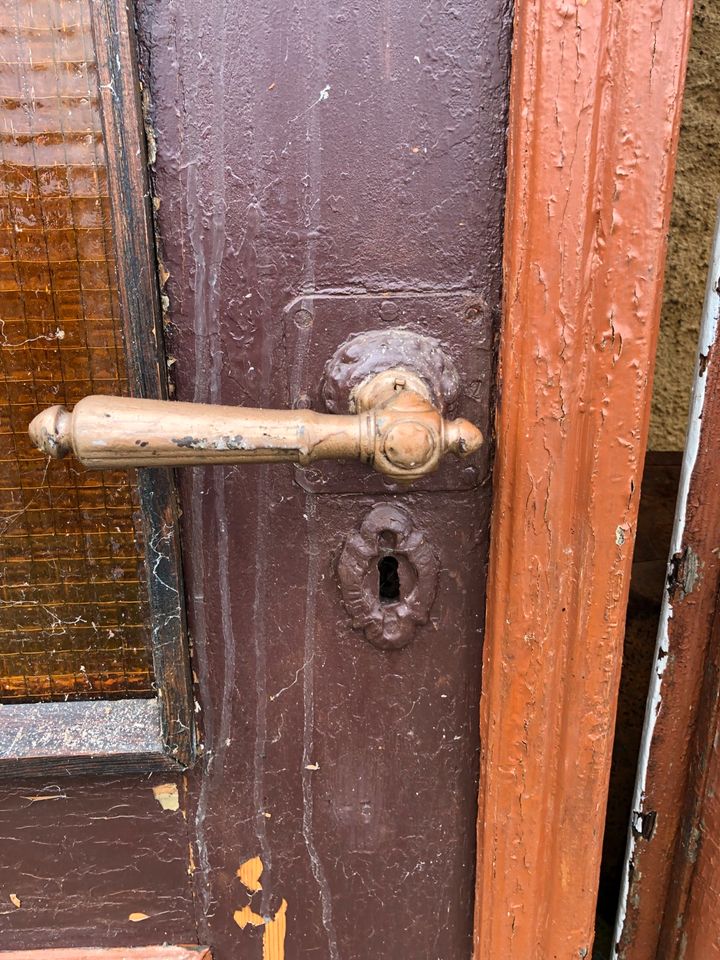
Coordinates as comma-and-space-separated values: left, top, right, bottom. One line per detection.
337, 504, 440, 650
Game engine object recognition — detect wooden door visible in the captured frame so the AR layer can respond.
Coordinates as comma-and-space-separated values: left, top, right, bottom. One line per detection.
1, 0, 509, 956
138, 0, 507, 955
0, 0, 697, 958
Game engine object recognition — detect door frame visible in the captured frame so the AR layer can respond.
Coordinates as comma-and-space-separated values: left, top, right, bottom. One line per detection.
474, 0, 694, 956
615, 208, 720, 958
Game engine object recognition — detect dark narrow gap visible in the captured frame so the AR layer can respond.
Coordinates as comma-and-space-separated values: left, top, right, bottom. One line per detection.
378, 555, 401, 603
592, 453, 682, 958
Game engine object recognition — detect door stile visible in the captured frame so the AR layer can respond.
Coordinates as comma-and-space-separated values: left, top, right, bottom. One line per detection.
474, 0, 694, 956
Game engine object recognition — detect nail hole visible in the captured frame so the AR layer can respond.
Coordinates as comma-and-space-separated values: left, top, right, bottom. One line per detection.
378, 555, 400, 603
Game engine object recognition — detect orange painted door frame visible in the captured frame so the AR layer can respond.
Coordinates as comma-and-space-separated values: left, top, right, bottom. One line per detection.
474, 1, 694, 957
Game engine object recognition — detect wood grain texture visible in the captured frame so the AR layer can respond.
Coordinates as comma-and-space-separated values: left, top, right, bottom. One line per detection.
674, 607, 720, 960
473, 0, 693, 956
0, 949, 211, 959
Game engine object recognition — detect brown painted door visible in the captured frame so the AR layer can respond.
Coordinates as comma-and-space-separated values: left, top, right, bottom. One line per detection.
1, 0, 510, 958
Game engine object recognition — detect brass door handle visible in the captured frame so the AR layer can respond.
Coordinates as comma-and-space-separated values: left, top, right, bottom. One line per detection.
28, 368, 482, 483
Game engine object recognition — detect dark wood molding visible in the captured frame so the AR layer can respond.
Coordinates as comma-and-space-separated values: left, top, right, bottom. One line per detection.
90, 0, 194, 769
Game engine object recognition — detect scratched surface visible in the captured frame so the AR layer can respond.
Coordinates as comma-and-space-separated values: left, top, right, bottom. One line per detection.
135, 0, 510, 957
0, 0, 508, 955
0, 773, 196, 947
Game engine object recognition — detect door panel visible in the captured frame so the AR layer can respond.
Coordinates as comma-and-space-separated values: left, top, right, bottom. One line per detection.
0, 774, 197, 947
1, 0, 510, 956
138, 0, 509, 955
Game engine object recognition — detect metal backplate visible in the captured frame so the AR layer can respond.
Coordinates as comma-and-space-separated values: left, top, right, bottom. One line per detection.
283, 290, 494, 493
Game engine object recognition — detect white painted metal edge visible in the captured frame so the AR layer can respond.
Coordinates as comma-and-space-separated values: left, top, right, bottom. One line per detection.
612, 200, 720, 955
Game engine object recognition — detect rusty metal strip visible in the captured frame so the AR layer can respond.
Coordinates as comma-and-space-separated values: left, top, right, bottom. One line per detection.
473, 0, 694, 956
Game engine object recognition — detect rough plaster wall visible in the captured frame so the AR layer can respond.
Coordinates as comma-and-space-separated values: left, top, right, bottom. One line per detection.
649, 0, 720, 450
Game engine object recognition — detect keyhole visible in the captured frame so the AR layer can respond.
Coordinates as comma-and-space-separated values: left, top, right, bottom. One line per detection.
378, 555, 401, 603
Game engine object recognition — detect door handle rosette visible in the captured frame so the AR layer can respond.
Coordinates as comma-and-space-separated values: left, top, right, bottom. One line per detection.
28, 332, 482, 484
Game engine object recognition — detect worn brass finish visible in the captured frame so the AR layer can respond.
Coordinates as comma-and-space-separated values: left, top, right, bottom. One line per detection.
29, 369, 483, 483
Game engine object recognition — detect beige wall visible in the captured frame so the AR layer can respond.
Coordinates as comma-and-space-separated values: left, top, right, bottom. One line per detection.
649, 0, 720, 450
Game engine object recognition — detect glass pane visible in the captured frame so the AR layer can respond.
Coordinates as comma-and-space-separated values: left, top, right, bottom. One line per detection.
0, 0, 155, 702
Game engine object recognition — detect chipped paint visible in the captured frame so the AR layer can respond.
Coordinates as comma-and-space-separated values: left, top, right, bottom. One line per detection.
171, 435, 249, 451
9, 893, 20, 908
233, 904, 265, 929
475, 0, 694, 954
668, 545, 701, 602
233, 857, 287, 958
128, 912, 150, 922
263, 899, 288, 960
233, 899, 288, 960
152, 783, 180, 811
133, 0, 505, 953
237, 856, 263, 893
21, 793, 67, 804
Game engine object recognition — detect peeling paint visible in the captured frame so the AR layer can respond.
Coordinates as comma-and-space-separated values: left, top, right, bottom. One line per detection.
477, 0, 694, 953
152, 783, 180, 811
234, 899, 288, 960
234, 904, 265, 929
614, 204, 720, 958
667, 545, 700, 602
237, 856, 263, 893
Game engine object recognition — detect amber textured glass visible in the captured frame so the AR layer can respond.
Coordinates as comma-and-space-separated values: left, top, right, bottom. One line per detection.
0, 0, 154, 701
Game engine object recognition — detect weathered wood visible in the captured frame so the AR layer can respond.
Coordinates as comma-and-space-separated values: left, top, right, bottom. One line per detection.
0, 698, 182, 777
134, 0, 510, 954
473, 0, 694, 956
616, 209, 720, 958
0, 948, 211, 959
89, 0, 194, 769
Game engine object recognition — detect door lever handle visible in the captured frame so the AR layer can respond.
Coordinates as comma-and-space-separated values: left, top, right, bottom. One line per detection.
28, 368, 482, 483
